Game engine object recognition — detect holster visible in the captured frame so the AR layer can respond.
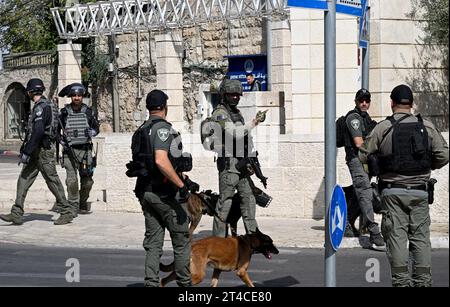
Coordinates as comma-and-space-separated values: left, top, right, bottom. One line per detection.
367, 153, 380, 177
427, 178, 437, 204
235, 158, 254, 177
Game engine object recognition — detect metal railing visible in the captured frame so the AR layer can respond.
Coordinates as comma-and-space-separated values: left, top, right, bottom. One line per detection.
51, 0, 289, 39
2, 51, 55, 70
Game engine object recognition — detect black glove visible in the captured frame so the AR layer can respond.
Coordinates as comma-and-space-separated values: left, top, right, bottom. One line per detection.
185, 178, 200, 193
18, 153, 30, 165
175, 185, 191, 203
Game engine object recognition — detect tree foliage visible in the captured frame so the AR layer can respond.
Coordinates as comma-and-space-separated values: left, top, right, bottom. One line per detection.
410, 0, 449, 67
0, 0, 97, 52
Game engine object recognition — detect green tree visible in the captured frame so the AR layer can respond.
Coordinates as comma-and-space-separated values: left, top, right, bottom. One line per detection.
410, 0, 449, 68
0, 0, 97, 52
408, 0, 449, 130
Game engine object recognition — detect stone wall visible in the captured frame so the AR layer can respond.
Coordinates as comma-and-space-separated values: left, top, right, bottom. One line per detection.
0, 59, 57, 150
93, 130, 448, 223
290, 0, 449, 134
93, 18, 265, 133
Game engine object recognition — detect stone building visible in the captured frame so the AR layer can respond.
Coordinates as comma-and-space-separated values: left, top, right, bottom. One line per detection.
0, 0, 448, 221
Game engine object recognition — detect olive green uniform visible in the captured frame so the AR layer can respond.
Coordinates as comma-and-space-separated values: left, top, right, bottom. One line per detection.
63, 148, 94, 211
139, 115, 191, 287
8, 97, 74, 222
60, 103, 99, 212
211, 104, 258, 237
359, 112, 449, 287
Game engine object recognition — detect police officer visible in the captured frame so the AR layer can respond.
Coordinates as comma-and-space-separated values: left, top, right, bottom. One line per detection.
0, 78, 75, 225
211, 79, 266, 237
359, 84, 449, 287
136, 89, 191, 287
343, 88, 384, 246
59, 83, 99, 214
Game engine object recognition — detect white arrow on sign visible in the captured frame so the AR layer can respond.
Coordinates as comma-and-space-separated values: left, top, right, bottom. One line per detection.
332, 204, 345, 233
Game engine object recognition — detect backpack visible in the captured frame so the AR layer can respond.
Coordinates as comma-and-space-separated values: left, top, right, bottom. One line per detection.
336, 110, 357, 148
336, 115, 349, 148
125, 119, 164, 178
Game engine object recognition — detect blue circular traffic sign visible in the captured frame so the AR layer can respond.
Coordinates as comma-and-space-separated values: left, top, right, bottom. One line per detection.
329, 185, 347, 251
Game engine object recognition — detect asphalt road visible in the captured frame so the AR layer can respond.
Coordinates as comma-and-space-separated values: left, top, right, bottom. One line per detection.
0, 243, 448, 287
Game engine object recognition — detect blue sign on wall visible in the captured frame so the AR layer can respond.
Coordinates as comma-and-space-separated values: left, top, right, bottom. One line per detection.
288, 0, 364, 17
329, 185, 347, 251
226, 54, 267, 91
359, 0, 369, 48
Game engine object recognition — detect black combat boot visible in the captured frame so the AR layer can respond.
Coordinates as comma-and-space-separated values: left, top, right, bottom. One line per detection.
369, 232, 385, 247
0, 213, 23, 225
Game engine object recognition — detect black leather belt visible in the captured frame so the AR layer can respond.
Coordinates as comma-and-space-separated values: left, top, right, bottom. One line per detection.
379, 181, 427, 192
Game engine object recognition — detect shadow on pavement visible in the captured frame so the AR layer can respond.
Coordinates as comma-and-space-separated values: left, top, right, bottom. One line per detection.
253, 275, 300, 287
311, 226, 325, 231
23, 213, 54, 222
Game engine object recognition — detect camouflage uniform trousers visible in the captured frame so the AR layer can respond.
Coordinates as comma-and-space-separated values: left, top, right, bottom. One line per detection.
63, 148, 94, 211
11, 145, 74, 218
141, 191, 191, 287
212, 170, 258, 237
380, 187, 432, 287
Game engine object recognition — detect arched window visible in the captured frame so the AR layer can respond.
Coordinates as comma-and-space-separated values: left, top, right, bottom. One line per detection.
4, 83, 29, 140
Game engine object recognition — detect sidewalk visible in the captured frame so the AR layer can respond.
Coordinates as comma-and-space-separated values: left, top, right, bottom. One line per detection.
0, 209, 448, 250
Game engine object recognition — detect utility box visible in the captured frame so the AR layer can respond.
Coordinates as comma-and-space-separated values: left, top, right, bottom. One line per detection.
226, 54, 267, 91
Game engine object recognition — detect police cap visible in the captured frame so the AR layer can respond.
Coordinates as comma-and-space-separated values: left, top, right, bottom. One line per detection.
26, 78, 46, 93
146, 89, 168, 111
355, 88, 371, 102
390, 84, 413, 105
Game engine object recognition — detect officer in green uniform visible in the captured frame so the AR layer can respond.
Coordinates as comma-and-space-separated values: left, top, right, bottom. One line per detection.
359, 84, 449, 287
211, 79, 266, 237
59, 84, 99, 214
343, 89, 384, 246
0, 78, 75, 225
134, 89, 192, 287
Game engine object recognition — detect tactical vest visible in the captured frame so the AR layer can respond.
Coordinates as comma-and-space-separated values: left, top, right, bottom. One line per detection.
65, 104, 90, 146
378, 114, 432, 176
344, 109, 377, 160
26, 98, 58, 142
222, 104, 253, 158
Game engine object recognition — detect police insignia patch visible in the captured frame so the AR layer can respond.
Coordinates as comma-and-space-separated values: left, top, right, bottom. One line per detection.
36, 110, 42, 116
350, 119, 360, 130
157, 128, 170, 142
216, 114, 227, 121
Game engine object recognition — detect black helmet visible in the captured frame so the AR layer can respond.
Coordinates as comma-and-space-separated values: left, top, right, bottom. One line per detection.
146, 89, 168, 111
26, 78, 45, 94
219, 79, 243, 96
68, 83, 86, 97
355, 88, 371, 102
390, 84, 413, 105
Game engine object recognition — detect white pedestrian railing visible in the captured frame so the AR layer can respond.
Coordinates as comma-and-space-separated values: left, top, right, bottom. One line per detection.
51, 0, 289, 39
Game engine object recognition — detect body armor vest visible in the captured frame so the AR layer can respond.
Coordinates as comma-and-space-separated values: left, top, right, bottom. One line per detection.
26, 98, 58, 142
65, 104, 90, 146
378, 114, 432, 176
222, 104, 253, 158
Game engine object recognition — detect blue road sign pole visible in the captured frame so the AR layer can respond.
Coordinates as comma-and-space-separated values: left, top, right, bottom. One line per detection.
361, 6, 370, 89
324, 0, 337, 287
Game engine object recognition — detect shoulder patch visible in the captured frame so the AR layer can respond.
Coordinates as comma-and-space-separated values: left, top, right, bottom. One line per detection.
350, 119, 360, 130
35, 106, 43, 117
157, 128, 170, 142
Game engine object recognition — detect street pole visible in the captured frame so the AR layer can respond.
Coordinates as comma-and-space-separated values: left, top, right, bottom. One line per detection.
324, 0, 336, 287
361, 7, 370, 89
110, 34, 120, 132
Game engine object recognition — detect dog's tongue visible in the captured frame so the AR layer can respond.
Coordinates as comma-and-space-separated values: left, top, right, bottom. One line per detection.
267, 253, 272, 260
